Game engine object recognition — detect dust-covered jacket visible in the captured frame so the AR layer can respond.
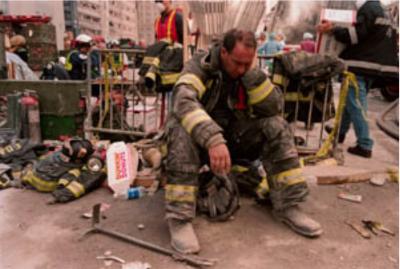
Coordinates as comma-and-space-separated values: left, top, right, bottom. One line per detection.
332, 0, 398, 79
169, 44, 284, 150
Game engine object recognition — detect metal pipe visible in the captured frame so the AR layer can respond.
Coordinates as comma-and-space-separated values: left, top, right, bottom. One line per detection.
319, 80, 331, 148
305, 88, 315, 146
86, 127, 146, 136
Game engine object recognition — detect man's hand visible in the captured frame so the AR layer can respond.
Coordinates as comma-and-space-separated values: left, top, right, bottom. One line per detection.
208, 143, 231, 175
316, 21, 333, 33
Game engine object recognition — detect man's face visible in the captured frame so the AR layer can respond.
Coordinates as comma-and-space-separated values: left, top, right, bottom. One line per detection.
80, 46, 90, 54
163, 0, 171, 10
220, 42, 255, 79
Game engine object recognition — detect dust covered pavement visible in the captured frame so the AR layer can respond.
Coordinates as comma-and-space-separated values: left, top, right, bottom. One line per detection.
0, 174, 398, 269
0, 90, 398, 269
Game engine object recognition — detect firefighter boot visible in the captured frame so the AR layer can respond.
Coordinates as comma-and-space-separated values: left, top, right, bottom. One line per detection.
274, 205, 323, 237
168, 218, 200, 254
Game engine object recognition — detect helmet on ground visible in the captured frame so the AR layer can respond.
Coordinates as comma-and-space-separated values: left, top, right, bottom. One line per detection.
197, 171, 240, 222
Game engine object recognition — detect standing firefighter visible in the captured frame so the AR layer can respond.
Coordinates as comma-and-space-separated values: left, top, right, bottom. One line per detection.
154, 0, 183, 45
65, 34, 98, 80
317, 0, 399, 158
165, 29, 322, 254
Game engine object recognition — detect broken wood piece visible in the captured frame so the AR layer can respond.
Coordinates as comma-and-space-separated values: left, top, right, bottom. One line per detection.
317, 172, 371, 185
315, 158, 338, 167
338, 192, 362, 203
345, 221, 370, 239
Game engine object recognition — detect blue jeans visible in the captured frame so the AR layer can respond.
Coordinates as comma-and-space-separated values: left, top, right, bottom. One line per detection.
340, 75, 373, 150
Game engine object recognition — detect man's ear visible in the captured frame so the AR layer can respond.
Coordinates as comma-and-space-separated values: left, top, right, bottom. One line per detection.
221, 47, 228, 59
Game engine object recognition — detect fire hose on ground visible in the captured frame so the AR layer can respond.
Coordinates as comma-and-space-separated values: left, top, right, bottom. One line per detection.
376, 99, 399, 140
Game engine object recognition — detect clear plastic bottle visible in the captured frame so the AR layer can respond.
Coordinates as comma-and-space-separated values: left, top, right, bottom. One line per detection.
114, 186, 146, 200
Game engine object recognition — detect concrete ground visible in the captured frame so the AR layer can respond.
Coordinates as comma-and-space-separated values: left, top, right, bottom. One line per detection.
0, 89, 398, 269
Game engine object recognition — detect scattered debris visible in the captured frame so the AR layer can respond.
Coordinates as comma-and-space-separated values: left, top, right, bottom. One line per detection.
362, 220, 395, 236
387, 167, 399, 183
317, 172, 371, 185
345, 221, 370, 239
388, 256, 397, 264
315, 158, 338, 166
122, 261, 151, 269
81, 204, 217, 267
369, 174, 386, 186
142, 147, 162, 170
96, 250, 125, 266
135, 168, 157, 188
137, 224, 145, 230
304, 175, 318, 185
337, 192, 362, 203
17, 222, 28, 231
82, 203, 111, 219
146, 180, 160, 196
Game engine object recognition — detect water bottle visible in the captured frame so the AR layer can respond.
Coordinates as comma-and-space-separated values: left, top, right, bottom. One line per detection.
114, 186, 146, 200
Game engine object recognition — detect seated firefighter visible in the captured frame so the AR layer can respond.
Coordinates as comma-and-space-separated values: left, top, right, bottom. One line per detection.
165, 28, 323, 254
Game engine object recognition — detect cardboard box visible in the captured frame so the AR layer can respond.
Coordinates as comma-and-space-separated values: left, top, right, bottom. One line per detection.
316, 8, 356, 56
126, 103, 157, 133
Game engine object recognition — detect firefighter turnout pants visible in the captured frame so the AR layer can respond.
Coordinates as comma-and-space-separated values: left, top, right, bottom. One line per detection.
165, 116, 309, 221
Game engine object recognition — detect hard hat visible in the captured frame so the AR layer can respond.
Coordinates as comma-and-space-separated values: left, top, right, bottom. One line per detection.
110, 39, 120, 46
58, 56, 66, 65
75, 34, 92, 44
303, 32, 313, 40
10, 35, 26, 47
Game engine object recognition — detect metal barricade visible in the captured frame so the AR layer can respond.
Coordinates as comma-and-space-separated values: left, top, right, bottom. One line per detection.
257, 54, 340, 158
84, 48, 167, 140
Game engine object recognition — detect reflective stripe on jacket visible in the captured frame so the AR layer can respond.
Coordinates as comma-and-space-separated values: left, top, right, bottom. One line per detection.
65, 50, 78, 71
155, 9, 178, 44
333, 0, 398, 78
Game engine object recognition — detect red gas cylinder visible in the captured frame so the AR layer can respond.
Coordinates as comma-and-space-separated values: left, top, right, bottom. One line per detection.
20, 90, 41, 144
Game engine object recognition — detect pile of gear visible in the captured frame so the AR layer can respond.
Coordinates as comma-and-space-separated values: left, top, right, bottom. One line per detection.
0, 136, 106, 204
271, 51, 345, 125
139, 41, 183, 93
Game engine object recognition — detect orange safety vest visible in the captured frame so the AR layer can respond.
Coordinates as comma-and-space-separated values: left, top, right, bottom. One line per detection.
154, 9, 178, 43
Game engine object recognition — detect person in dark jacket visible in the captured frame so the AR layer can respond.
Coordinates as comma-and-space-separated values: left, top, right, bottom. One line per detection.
65, 34, 96, 80
318, 0, 398, 158
165, 28, 322, 254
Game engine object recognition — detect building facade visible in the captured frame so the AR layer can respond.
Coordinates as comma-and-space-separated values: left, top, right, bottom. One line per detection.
64, 0, 139, 42
136, 1, 159, 45
76, 0, 103, 36
2, 0, 66, 50
105, 1, 138, 41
